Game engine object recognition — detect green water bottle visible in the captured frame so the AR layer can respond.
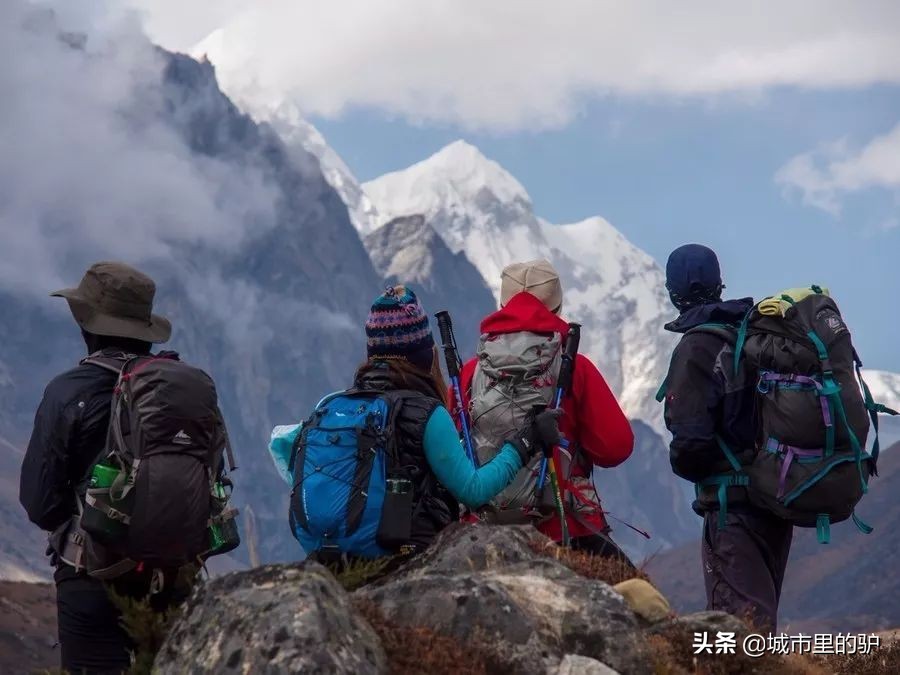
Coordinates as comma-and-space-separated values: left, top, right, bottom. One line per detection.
90, 462, 119, 489
208, 483, 240, 556
82, 461, 129, 543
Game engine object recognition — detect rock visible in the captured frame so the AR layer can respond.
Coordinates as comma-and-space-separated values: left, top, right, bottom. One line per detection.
613, 579, 672, 624
155, 562, 387, 674
357, 524, 650, 675
377, 521, 542, 581
555, 654, 621, 674
648, 610, 749, 640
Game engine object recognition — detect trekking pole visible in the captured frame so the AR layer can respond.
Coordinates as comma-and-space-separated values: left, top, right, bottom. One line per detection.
535, 323, 580, 545
435, 310, 478, 467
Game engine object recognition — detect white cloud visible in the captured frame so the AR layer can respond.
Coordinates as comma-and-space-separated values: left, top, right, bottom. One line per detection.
775, 122, 900, 215
125, 0, 900, 131
0, 0, 278, 295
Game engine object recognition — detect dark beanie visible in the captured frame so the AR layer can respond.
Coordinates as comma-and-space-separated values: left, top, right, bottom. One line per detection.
665, 244, 723, 311
365, 285, 435, 371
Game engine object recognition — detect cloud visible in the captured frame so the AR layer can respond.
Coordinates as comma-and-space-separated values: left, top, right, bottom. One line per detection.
125, 0, 900, 131
0, 0, 279, 295
775, 122, 900, 215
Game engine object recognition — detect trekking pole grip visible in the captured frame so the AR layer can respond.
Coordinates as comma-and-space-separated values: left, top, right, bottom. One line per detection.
434, 310, 460, 378
556, 323, 582, 396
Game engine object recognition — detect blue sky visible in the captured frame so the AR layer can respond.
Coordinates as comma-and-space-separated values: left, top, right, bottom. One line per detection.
312, 86, 900, 371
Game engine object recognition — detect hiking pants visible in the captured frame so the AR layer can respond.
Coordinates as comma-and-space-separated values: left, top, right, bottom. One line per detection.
701, 510, 793, 633
55, 566, 188, 674
56, 573, 133, 674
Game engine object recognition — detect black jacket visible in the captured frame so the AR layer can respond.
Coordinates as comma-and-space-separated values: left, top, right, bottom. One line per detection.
663, 299, 758, 511
19, 348, 137, 533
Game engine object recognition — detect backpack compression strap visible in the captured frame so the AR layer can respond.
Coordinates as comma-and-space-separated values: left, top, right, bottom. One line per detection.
854, 361, 899, 467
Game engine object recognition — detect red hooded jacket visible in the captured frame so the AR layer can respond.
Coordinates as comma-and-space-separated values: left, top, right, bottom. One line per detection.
449, 292, 634, 541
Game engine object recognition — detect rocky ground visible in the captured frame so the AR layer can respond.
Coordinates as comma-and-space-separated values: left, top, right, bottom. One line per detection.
2, 524, 898, 673
0, 579, 57, 672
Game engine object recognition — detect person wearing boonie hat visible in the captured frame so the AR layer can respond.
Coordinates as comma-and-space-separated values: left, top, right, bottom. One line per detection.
449, 259, 636, 564
20, 261, 176, 673
268, 283, 561, 563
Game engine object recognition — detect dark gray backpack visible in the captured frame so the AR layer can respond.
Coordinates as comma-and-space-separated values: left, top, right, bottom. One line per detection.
735, 287, 897, 542
71, 352, 237, 575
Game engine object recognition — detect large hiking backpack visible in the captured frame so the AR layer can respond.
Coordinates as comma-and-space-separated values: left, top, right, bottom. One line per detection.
69, 351, 238, 576
735, 287, 897, 541
289, 390, 416, 559
470, 331, 564, 518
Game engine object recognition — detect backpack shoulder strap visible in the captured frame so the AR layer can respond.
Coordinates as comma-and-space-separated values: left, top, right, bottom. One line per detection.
656, 323, 739, 402
81, 352, 130, 375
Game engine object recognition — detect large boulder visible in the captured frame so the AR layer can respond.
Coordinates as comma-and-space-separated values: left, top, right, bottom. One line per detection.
155, 562, 387, 674
358, 524, 651, 675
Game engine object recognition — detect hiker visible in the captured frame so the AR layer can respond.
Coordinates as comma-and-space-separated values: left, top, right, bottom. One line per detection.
449, 259, 636, 561
19, 262, 237, 674
659, 244, 792, 632
269, 285, 559, 563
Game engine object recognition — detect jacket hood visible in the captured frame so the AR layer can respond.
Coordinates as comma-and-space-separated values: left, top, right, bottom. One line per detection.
664, 297, 754, 334
480, 291, 570, 336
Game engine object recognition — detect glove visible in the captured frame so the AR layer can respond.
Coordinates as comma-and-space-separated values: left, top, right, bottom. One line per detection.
508, 408, 563, 465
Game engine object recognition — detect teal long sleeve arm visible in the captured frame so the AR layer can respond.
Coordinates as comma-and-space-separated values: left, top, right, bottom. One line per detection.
422, 406, 523, 508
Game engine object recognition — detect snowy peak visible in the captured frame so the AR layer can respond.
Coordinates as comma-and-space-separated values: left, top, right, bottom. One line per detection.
862, 370, 900, 413
421, 140, 531, 206
364, 140, 534, 244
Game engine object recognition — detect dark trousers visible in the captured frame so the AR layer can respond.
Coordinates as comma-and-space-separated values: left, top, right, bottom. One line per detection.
701, 510, 793, 633
56, 573, 133, 674
55, 566, 189, 675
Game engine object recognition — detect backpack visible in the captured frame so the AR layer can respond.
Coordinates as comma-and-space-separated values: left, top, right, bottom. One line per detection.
288, 389, 416, 559
470, 331, 563, 518
736, 287, 897, 541
68, 351, 238, 577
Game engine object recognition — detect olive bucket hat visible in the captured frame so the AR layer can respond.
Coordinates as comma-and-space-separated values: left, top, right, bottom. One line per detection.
50, 261, 171, 343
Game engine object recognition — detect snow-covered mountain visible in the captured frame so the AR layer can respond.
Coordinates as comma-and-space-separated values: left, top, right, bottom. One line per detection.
253, 103, 381, 236
862, 369, 900, 449
363, 140, 678, 436
364, 215, 495, 357
863, 369, 900, 412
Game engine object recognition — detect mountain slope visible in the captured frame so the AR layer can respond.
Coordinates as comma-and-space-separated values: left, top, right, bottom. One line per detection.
363, 140, 678, 435
1, 9, 380, 576
364, 215, 495, 358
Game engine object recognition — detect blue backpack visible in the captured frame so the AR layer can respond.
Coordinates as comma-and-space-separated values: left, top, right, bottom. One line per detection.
288, 390, 413, 559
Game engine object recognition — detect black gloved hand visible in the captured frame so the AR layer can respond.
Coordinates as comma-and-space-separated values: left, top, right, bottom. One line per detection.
509, 408, 563, 465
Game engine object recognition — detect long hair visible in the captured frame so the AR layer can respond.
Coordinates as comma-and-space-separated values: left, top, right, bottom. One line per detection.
355, 348, 449, 407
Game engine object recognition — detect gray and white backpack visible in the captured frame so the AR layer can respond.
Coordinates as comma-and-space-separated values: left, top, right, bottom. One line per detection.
470, 331, 563, 518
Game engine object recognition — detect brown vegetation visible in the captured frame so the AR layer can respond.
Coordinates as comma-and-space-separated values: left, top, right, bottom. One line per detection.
528, 536, 650, 585
354, 598, 491, 675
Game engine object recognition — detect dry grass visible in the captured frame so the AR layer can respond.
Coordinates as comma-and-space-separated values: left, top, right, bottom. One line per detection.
645, 623, 828, 675
527, 536, 650, 585
354, 599, 491, 675
812, 640, 900, 675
